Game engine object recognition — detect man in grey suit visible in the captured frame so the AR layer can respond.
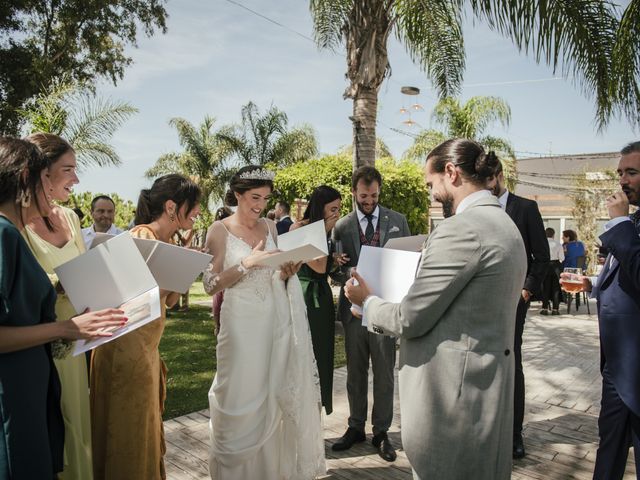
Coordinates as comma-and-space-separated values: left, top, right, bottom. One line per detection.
346, 139, 527, 479
331, 166, 411, 462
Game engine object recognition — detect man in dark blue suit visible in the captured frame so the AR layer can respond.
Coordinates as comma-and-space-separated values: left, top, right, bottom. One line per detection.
575, 141, 640, 479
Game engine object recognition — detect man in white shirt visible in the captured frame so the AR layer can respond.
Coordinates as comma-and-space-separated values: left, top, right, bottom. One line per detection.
81, 195, 123, 249
540, 227, 565, 315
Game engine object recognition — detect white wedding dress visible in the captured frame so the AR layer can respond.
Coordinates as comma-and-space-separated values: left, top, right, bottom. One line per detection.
203, 220, 326, 480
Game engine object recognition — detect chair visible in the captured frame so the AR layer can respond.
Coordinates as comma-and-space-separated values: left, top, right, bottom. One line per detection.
566, 256, 591, 314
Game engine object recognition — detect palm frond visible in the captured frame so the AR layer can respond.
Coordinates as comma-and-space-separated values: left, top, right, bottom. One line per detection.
394, 0, 465, 98
463, 96, 511, 138
610, 0, 640, 129
402, 129, 447, 163
271, 124, 319, 166
466, 0, 618, 129
145, 152, 185, 178
309, 0, 352, 50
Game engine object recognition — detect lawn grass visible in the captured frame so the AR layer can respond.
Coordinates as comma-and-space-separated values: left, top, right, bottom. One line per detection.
160, 287, 348, 420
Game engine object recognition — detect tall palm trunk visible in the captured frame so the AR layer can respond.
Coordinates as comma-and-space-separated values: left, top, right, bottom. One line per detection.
344, 0, 393, 170
351, 86, 378, 168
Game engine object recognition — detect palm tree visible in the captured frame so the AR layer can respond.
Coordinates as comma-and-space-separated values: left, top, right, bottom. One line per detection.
217, 102, 318, 168
310, 0, 622, 169
20, 79, 137, 167
145, 116, 234, 218
404, 96, 517, 188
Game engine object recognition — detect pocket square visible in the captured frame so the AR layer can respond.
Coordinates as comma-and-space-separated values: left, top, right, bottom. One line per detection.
389, 226, 400, 233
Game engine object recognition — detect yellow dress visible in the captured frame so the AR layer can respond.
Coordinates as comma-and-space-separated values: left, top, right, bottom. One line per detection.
90, 225, 168, 480
23, 206, 93, 480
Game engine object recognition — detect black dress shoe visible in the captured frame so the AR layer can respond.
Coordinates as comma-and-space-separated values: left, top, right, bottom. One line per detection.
513, 434, 526, 459
332, 427, 366, 451
372, 432, 397, 462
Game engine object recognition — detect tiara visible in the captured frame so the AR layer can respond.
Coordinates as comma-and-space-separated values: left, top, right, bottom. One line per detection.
239, 168, 275, 181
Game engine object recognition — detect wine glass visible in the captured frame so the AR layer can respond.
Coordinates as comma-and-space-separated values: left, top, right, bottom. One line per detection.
334, 240, 344, 274
561, 267, 584, 293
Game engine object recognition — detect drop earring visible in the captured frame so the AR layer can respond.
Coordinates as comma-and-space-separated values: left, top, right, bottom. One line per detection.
16, 189, 31, 208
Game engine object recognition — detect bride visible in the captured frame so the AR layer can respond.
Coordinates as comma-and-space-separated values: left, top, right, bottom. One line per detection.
203, 165, 326, 480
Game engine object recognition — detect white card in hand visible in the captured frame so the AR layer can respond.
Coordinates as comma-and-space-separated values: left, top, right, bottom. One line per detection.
258, 220, 328, 268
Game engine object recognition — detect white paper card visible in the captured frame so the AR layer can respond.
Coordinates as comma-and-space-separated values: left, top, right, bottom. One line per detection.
55, 232, 158, 313
141, 240, 213, 294
90, 232, 114, 249
72, 287, 162, 356
258, 220, 328, 268
384, 234, 427, 252
356, 245, 421, 326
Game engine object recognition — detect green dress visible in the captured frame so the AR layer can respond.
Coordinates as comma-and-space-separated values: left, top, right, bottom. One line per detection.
0, 216, 65, 479
298, 259, 336, 415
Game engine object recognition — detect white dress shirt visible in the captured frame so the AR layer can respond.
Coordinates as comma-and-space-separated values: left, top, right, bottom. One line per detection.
497, 190, 509, 210
81, 223, 123, 249
547, 238, 565, 262
356, 205, 380, 233
455, 190, 493, 215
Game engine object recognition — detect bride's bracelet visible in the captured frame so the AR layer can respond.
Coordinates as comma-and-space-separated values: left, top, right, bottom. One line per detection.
237, 259, 249, 275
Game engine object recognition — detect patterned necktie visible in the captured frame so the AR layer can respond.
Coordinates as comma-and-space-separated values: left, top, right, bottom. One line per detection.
365, 214, 374, 242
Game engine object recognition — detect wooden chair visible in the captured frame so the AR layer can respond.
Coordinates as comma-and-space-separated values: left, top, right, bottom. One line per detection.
566, 256, 591, 314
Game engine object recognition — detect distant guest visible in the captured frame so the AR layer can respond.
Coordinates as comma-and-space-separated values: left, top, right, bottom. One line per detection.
275, 200, 293, 234
81, 195, 123, 249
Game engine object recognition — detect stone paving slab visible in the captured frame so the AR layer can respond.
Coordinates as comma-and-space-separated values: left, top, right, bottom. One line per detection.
165, 299, 637, 479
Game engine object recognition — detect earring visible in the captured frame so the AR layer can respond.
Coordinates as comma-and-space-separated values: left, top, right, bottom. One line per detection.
16, 189, 31, 208
169, 211, 176, 222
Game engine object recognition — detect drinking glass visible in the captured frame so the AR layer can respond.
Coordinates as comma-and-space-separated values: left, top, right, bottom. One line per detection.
334, 240, 344, 274
561, 267, 584, 293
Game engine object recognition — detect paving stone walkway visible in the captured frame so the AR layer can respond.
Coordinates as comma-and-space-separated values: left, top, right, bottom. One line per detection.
164, 299, 636, 479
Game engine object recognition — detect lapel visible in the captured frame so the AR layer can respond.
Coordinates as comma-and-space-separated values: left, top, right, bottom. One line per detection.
378, 207, 389, 246
505, 192, 516, 218
349, 212, 361, 254
592, 253, 618, 297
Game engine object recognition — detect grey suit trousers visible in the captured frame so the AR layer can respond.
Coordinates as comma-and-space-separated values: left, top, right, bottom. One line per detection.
339, 292, 396, 435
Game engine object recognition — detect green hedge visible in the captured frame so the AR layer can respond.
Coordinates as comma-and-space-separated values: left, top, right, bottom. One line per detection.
273, 154, 429, 234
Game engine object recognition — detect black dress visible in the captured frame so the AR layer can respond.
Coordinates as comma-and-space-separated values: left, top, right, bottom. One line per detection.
0, 216, 64, 479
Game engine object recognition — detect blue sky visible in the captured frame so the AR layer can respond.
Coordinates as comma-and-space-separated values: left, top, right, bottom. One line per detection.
79, 0, 637, 201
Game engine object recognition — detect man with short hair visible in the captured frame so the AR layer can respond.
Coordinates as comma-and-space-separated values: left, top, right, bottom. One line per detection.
575, 141, 640, 479
81, 195, 123, 249
330, 166, 410, 462
540, 227, 565, 315
487, 163, 550, 459
275, 200, 293, 234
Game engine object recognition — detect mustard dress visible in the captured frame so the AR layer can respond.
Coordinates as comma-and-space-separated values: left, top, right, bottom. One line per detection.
90, 225, 169, 480
23, 206, 93, 480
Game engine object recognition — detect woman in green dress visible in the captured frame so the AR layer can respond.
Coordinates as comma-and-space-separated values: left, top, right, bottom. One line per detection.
23, 133, 94, 479
0, 136, 125, 479
291, 185, 346, 414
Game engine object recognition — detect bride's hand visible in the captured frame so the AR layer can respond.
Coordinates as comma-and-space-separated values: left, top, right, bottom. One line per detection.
279, 261, 302, 280
241, 240, 281, 269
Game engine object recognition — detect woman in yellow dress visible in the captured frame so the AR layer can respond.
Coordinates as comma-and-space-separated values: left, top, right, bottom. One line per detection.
91, 174, 201, 480
23, 133, 94, 479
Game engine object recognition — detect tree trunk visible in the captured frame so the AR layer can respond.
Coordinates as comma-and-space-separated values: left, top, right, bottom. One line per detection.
351, 87, 378, 169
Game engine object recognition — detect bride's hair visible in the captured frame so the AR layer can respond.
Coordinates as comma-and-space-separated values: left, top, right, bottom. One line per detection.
224, 165, 274, 207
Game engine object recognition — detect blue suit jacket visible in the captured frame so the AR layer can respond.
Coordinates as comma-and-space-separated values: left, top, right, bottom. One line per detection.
593, 220, 640, 416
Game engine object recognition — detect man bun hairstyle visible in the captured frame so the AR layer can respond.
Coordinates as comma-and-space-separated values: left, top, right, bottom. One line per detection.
427, 138, 501, 185
135, 174, 201, 225
224, 165, 274, 207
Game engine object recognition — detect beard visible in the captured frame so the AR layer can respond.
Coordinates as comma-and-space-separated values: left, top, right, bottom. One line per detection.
436, 191, 455, 218
623, 187, 639, 206
356, 199, 378, 215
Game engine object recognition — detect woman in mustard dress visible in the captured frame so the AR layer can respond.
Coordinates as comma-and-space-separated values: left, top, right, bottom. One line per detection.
91, 174, 201, 480
23, 133, 94, 479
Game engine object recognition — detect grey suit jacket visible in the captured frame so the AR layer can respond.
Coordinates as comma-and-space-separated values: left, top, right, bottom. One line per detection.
331, 206, 411, 323
365, 195, 527, 479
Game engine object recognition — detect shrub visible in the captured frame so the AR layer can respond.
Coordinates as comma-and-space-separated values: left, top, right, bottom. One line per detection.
273, 154, 429, 233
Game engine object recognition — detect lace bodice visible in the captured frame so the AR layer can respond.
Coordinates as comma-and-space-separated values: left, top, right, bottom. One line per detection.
223, 231, 276, 300
202, 219, 278, 299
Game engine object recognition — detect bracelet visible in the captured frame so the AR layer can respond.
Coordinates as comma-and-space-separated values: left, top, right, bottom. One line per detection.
237, 259, 249, 275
